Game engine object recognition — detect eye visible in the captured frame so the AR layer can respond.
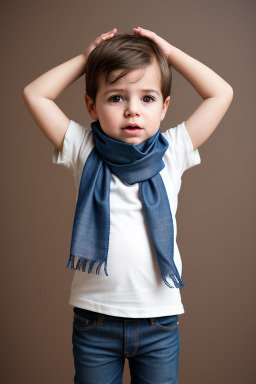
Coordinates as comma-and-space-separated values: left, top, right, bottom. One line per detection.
109, 95, 123, 102
143, 95, 155, 103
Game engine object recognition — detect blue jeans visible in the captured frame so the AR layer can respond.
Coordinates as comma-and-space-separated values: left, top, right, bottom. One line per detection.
72, 307, 180, 384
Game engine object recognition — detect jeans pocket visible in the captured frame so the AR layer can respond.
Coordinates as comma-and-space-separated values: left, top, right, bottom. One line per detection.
73, 307, 97, 331
154, 315, 179, 331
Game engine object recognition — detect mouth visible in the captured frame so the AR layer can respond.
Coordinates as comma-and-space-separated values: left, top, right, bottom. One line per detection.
122, 124, 143, 136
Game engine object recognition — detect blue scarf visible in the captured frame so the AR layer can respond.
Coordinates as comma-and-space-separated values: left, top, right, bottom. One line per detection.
66, 120, 186, 289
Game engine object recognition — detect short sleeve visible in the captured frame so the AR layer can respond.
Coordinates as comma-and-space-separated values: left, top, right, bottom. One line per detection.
52, 120, 90, 172
163, 121, 201, 175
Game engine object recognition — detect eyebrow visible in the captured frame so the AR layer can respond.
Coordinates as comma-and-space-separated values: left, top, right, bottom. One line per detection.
103, 88, 161, 96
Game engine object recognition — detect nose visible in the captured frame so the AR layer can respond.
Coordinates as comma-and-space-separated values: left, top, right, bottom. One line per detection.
124, 99, 140, 117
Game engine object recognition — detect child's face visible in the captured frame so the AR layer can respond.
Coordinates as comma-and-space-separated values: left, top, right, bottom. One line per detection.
85, 59, 170, 145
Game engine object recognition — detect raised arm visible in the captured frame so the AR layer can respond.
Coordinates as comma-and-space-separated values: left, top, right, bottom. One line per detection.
23, 28, 117, 152
133, 27, 233, 150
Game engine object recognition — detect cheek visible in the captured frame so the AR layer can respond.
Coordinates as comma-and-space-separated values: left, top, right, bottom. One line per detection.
146, 107, 163, 122
102, 105, 123, 120
101, 104, 118, 116
99, 114, 118, 132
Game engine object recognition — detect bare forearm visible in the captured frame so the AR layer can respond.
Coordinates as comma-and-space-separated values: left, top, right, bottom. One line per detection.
22, 29, 117, 153
24, 53, 86, 100
168, 46, 233, 100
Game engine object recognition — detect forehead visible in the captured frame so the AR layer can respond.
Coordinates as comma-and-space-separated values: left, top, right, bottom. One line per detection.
98, 59, 162, 93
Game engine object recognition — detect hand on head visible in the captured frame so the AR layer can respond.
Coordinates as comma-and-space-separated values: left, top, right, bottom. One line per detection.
82, 28, 118, 62
133, 27, 174, 62
82, 27, 174, 64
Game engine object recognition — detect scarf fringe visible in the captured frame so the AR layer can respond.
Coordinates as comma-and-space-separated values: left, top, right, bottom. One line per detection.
163, 274, 187, 289
66, 255, 108, 276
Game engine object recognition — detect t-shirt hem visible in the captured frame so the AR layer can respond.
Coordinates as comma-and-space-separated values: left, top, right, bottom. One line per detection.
69, 296, 185, 318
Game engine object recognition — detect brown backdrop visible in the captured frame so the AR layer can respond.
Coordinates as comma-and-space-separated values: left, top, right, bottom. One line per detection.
1, 0, 255, 383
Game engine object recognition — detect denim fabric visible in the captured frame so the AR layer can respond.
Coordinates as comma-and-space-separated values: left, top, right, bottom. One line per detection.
72, 307, 180, 384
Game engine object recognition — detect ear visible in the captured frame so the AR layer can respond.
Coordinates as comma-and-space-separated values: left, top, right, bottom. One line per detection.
84, 93, 98, 120
160, 96, 171, 121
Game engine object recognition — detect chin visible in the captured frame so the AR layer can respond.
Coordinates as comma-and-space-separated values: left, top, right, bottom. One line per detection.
123, 138, 143, 145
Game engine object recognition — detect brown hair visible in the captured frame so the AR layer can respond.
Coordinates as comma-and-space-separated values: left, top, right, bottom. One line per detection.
85, 33, 172, 103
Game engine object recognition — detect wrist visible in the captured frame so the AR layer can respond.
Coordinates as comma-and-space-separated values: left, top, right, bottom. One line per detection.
80, 51, 89, 65
167, 45, 176, 65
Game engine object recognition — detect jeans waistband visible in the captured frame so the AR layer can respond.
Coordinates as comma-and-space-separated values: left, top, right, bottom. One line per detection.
96, 313, 157, 326
73, 307, 157, 326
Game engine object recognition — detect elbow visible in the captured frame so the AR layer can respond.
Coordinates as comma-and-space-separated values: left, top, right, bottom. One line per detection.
225, 84, 234, 104
22, 86, 38, 107
22, 87, 29, 107
22, 86, 31, 104
227, 84, 234, 100
219, 85, 233, 109
23, 85, 30, 95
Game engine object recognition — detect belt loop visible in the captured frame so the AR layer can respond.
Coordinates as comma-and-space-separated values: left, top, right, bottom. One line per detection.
97, 313, 104, 325
150, 317, 156, 325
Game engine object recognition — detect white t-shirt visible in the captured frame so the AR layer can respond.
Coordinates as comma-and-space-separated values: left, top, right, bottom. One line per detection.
52, 120, 201, 318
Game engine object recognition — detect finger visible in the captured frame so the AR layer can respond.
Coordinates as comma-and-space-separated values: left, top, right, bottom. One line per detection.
101, 28, 117, 41
133, 27, 144, 36
138, 27, 151, 33
95, 34, 110, 44
133, 27, 139, 33
104, 28, 117, 36
133, 27, 156, 38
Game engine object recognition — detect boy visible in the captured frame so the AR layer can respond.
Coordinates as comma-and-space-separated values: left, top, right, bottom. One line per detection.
23, 27, 233, 384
